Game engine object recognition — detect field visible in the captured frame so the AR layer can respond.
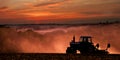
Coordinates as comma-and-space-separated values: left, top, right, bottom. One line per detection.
0, 53, 120, 60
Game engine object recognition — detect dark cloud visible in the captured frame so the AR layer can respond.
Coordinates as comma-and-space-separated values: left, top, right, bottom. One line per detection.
0, 6, 8, 9
0, 6, 9, 11
34, 0, 68, 7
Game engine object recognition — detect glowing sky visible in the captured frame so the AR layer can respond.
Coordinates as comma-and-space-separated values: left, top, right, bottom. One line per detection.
0, 0, 120, 24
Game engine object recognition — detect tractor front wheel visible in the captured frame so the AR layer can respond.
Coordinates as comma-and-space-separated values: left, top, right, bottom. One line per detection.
66, 47, 76, 54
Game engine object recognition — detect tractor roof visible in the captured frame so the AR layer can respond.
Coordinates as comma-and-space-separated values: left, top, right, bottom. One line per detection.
80, 36, 92, 38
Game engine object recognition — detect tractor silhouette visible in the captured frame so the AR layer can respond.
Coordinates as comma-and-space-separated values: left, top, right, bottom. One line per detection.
66, 36, 110, 54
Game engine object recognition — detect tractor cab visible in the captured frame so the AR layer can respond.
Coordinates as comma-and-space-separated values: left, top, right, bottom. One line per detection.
80, 36, 93, 43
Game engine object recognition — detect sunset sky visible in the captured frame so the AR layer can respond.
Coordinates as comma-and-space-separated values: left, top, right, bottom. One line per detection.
0, 0, 120, 24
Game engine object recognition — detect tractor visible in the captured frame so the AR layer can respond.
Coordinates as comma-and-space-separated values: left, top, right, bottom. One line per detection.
66, 36, 110, 54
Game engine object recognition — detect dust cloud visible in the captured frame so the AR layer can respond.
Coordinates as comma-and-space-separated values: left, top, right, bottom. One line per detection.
0, 23, 120, 54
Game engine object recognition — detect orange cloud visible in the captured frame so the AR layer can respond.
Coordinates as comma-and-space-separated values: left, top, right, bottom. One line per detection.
20, 12, 84, 21
0, 0, 120, 24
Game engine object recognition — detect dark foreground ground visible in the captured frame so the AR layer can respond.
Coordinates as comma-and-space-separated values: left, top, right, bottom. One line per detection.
0, 53, 120, 60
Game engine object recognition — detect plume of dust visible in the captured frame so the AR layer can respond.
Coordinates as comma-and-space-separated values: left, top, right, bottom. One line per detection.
0, 24, 120, 54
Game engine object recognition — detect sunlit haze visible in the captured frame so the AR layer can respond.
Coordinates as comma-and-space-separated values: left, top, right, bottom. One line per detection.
0, 24, 120, 54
